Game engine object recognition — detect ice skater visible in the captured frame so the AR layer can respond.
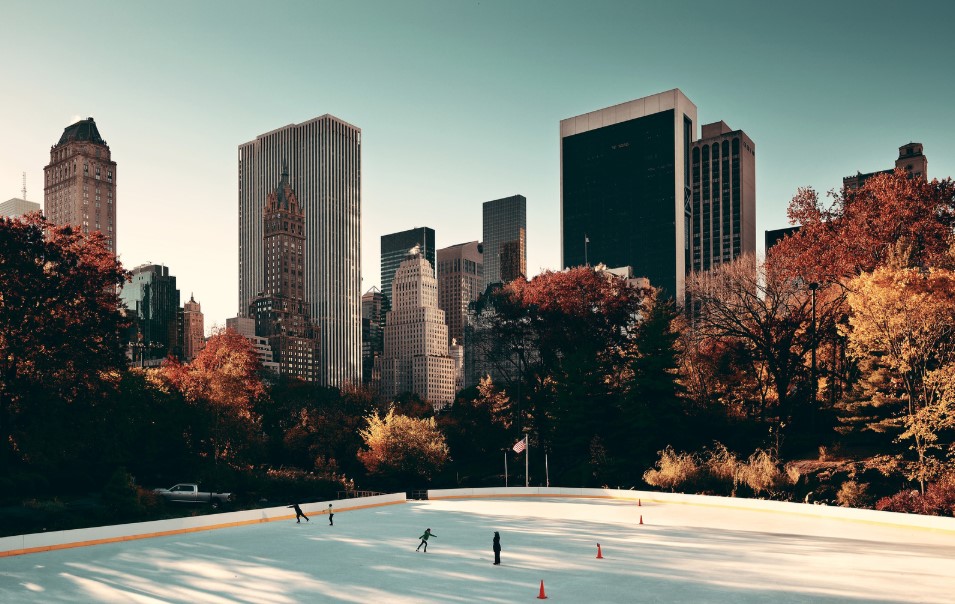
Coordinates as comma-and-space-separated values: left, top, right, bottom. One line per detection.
492, 531, 501, 565
416, 528, 436, 552
288, 503, 309, 523
328, 503, 334, 526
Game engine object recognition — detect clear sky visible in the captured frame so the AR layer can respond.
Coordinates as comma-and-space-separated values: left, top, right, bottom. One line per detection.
2, 0, 953, 332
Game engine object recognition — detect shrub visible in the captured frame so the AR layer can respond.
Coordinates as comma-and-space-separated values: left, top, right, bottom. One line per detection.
700, 442, 740, 496
875, 489, 925, 514
835, 480, 871, 508
643, 446, 700, 492
738, 449, 791, 497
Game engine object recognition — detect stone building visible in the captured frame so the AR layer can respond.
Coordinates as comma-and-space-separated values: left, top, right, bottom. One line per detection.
437, 241, 483, 347
180, 294, 205, 361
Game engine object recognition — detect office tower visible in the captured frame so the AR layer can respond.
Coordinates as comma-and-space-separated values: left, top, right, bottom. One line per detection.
437, 241, 483, 347
361, 287, 386, 389
43, 118, 117, 254
381, 227, 435, 307
248, 165, 320, 382
381, 248, 457, 409
121, 264, 181, 365
765, 226, 801, 255
690, 121, 756, 272
560, 89, 697, 299
0, 198, 40, 218
482, 195, 526, 289
238, 115, 361, 386
844, 143, 927, 190
180, 294, 205, 362
226, 317, 280, 374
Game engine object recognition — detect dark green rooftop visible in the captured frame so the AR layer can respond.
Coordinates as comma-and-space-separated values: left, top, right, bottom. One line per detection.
56, 117, 107, 147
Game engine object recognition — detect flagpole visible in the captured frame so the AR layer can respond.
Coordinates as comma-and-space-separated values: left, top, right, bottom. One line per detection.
545, 453, 549, 487
524, 435, 529, 488
504, 452, 508, 488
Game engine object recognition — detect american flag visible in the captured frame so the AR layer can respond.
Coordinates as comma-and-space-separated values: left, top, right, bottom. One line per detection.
512, 438, 526, 454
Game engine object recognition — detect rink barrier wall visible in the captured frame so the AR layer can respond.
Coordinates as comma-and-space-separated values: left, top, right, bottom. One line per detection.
0, 492, 406, 558
427, 487, 955, 533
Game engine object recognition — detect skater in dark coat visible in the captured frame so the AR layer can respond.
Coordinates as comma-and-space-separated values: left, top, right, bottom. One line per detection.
328, 503, 334, 525
492, 531, 501, 565
288, 503, 309, 523
416, 528, 436, 552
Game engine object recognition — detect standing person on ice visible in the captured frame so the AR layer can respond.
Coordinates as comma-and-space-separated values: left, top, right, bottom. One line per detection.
328, 503, 334, 525
492, 531, 501, 565
416, 528, 436, 552
288, 503, 309, 523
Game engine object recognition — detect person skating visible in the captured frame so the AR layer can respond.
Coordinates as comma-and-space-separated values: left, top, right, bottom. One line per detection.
288, 503, 309, 523
328, 503, 334, 526
492, 531, 501, 565
416, 528, 436, 552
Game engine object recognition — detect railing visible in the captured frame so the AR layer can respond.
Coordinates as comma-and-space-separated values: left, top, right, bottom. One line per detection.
336, 490, 385, 499
408, 490, 429, 500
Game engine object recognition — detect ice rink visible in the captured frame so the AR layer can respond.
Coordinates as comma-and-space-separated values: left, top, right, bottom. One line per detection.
2, 496, 954, 603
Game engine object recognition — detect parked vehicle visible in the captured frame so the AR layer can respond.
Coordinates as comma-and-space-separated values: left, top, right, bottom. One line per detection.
154, 483, 232, 505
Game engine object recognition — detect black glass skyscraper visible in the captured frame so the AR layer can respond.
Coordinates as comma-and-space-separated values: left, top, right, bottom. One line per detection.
560, 89, 697, 299
380, 227, 435, 307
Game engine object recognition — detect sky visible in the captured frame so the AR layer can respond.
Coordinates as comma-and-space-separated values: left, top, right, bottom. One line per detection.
3, 496, 955, 602
2, 0, 953, 332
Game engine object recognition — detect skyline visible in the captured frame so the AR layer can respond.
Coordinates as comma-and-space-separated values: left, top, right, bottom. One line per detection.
2, 1, 954, 332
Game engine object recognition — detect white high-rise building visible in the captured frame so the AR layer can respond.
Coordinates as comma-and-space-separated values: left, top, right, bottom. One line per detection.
238, 115, 362, 386
381, 248, 457, 409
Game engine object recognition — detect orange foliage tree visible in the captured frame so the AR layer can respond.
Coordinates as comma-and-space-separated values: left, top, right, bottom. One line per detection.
0, 213, 128, 467
357, 406, 449, 482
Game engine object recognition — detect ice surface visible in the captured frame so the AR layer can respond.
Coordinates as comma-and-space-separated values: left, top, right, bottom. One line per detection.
1, 497, 953, 603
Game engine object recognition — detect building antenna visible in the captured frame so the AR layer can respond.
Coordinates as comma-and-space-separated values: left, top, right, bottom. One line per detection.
21, 172, 27, 200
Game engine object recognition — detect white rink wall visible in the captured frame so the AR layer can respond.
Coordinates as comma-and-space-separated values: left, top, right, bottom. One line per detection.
0, 492, 406, 557
427, 486, 955, 532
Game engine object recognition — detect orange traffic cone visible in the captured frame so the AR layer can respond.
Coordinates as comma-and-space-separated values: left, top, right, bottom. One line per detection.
537, 580, 548, 599
639, 515, 644, 525
596, 543, 604, 559
638, 498, 641, 506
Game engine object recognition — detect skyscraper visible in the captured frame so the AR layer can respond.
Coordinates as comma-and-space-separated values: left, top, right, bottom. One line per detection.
180, 294, 205, 362
43, 117, 117, 254
381, 248, 457, 409
690, 121, 756, 272
380, 227, 435, 307
437, 241, 483, 347
361, 287, 386, 389
0, 198, 40, 218
248, 165, 320, 382
121, 264, 181, 365
238, 115, 361, 386
560, 89, 697, 299
482, 195, 526, 290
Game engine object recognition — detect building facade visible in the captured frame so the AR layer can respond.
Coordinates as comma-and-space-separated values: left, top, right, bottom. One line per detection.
0, 198, 40, 218
248, 165, 320, 382
381, 227, 435, 307
43, 118, 117, 254
843, 143, 927, 190
226, 316, 280, 374
560, 89, 697, 299
120, 264, 181, 365
180, 294, 205, 362
482, 195, 526, 289
690, 121, 756, 272
381, 248, 457, 409
238, 115, 361, 386
361, 287, 386, 390
437, 241, 483, 347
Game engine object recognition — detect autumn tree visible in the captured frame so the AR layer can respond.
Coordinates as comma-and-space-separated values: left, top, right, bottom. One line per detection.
845, 263, 955, 492
769, 171, 955, 284
357, 406, 449, 485
687, 254, 844, 452
0, 213, 128, 473
158, 328, 266, 470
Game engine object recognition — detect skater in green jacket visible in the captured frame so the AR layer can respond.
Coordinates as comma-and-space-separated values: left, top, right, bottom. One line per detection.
416, 528, 436, 552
